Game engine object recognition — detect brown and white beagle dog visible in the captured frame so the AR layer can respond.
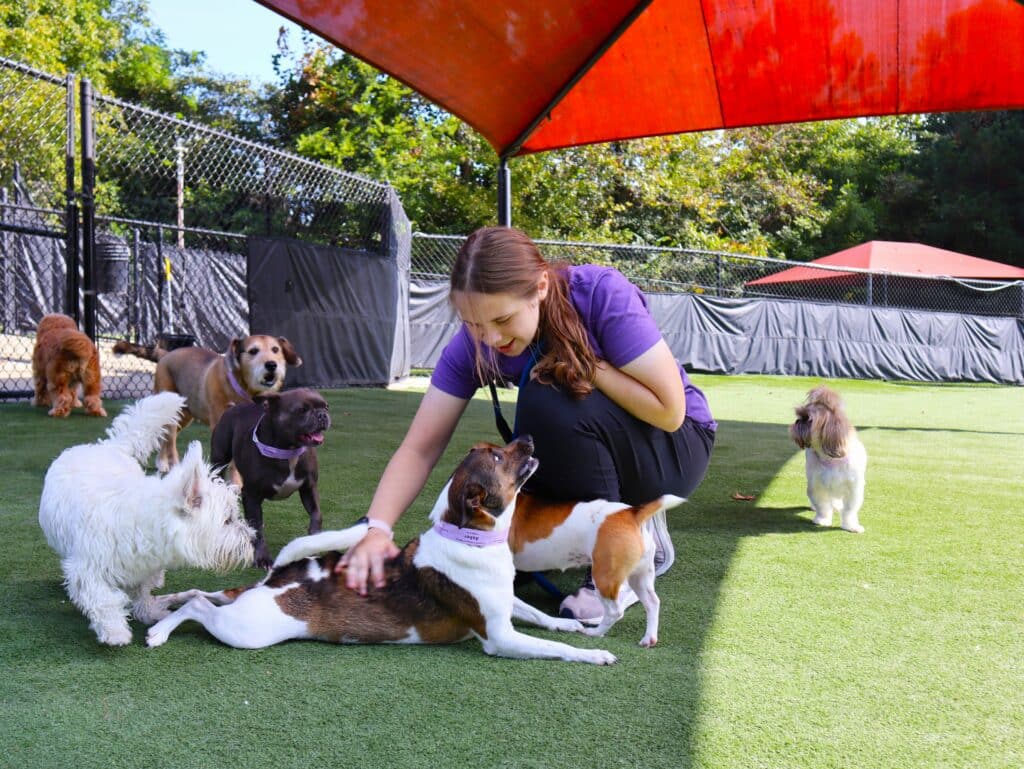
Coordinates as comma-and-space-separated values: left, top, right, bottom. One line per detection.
145, 437, 616, 665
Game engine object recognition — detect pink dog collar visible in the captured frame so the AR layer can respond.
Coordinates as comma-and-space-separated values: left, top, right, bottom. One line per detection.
433, 521, 509, 547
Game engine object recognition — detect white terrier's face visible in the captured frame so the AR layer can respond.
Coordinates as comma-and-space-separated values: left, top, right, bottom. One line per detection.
169, 442, 254, 570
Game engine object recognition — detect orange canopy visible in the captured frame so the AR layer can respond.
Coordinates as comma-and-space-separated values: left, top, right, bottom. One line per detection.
747, 241, 1024, 285
257, 0, 1024, 157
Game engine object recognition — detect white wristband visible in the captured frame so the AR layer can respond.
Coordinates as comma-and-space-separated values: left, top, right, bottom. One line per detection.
365, 518, 394, 539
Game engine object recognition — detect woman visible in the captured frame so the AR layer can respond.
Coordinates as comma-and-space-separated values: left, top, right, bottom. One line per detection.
342, 226, 716, 620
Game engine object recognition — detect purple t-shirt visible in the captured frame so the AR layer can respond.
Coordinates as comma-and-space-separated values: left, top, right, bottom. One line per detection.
431, 264, 715, 429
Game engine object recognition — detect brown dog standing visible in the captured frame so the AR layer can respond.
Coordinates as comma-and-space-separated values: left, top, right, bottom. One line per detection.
114, 334, 301, 472
211, 388, 329, 567
31, 314, 107, 418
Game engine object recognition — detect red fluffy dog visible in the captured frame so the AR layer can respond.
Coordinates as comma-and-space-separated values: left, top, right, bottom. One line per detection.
31, 314, 107, 418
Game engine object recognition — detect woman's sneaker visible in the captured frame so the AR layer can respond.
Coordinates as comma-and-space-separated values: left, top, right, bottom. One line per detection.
648, 508, 675, 576
558, 571, 637, 624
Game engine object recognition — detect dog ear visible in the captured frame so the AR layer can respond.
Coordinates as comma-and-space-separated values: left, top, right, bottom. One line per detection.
814, 406, 849, 458
459, 481, 487, 527
174, 442, 208, 516
277, 337, 302, 367
229, 337, 245, 365
254, 392, 279, 411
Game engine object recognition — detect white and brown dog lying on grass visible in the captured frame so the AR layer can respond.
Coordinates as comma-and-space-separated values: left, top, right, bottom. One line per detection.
38, 392, 255, 646
147, 437, 616, 664
790, 385, 867, 533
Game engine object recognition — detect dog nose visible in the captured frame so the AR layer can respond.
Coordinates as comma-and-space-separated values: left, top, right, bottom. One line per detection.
265, 361, 277, 372
514, 434, 534, 452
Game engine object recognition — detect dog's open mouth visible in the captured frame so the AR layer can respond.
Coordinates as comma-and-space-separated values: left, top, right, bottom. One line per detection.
517, 457, 539, 486
299, 432, 325, 446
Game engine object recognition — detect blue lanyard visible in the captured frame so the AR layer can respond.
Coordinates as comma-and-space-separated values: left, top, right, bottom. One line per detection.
511, 343, 542, 439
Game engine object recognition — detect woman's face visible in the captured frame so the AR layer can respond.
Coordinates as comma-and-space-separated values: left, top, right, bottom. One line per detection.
452, 272, 549, 357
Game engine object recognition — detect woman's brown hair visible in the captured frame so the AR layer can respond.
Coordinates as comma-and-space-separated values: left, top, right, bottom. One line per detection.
450, 226, 597, 398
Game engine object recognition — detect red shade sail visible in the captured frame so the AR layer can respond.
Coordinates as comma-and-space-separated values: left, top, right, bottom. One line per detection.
747, 241, 1024, 286
257, 0, 1024, 157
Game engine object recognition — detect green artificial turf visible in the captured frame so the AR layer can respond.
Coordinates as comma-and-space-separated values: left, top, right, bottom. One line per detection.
1, 375, 1021, 769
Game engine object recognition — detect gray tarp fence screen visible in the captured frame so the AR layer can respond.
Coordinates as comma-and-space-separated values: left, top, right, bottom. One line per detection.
409, 280, 1024, 385
248, 236, 408, 388
96, 242, 249, 354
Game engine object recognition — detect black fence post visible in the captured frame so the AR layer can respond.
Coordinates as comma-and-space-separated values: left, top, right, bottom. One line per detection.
79, 78, 97, 340
497, 157, 512, 227
63, 73, 80, 322
156, 225, 165, 334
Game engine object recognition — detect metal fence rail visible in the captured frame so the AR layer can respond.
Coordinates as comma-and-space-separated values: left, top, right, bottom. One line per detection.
411, 233, 1024, 317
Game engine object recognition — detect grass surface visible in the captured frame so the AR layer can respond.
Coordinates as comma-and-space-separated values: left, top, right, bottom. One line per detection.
1, 375, 1021, 769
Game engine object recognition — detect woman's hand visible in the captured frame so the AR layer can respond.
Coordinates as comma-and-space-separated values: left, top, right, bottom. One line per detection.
337, 528, 401, 595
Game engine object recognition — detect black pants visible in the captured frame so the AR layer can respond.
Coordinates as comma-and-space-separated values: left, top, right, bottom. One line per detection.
514, 377, 715, 505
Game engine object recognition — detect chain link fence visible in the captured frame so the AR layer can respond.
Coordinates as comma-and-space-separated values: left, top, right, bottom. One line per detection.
0, 59, 74, 399
1, 55, 400, 403
411, 233, 1024, 317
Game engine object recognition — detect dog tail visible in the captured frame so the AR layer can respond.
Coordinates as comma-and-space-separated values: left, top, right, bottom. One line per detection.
103, 392, 186, 463
112, 339, 165, 362
272, 524, 370, 568
632, 494, 687, 525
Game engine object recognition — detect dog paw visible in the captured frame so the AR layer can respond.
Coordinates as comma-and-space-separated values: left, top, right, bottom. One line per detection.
811, 516, 832, 527
842, 524, 865, 534
582, 625, 610, 638
145, 627, 169, 648
582, 649, 617, 666
639, 635, 658, 648
550, 617, 586, 633
97, 626, 133, 646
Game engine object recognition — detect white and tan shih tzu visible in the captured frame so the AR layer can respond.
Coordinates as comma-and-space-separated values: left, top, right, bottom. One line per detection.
789, 385, 867, 533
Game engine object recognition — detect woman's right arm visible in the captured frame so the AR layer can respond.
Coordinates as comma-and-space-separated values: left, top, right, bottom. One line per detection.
339, 385, 470, 594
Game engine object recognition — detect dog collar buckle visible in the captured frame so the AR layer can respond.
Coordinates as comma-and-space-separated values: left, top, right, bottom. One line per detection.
252, 416, 307, 460
433, 521, 509, 547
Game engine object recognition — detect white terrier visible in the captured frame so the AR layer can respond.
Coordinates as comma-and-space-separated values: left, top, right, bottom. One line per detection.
789, 385, 867, 533
39, 392, 255, 645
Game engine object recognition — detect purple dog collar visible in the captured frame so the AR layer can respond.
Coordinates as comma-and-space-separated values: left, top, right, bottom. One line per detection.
252, 416, 307, 460
433, 521, 509, 547
225, 361, 250, 401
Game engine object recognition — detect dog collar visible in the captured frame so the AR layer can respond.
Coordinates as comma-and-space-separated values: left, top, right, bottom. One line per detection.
225, 361, 251, 401
433, 521, 508, 547
252, 416, 307, 460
